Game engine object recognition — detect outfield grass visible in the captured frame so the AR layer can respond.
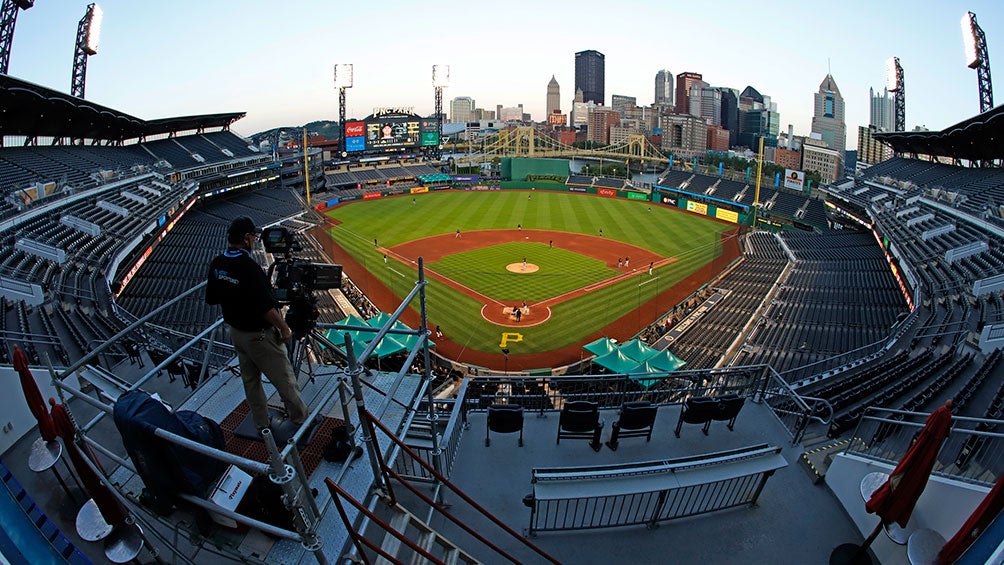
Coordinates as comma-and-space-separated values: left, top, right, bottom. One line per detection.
325, 191, 729, 356
428, 242, 617, 302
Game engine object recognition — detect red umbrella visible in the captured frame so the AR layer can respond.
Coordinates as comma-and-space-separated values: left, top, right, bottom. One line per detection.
12, 345, 57, 442
938, 475, 1004, 564
50, 399, 128, 527
865, 400, 954, 528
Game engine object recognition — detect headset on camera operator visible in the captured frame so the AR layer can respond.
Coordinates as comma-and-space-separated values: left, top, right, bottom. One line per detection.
205, 217, 308, 431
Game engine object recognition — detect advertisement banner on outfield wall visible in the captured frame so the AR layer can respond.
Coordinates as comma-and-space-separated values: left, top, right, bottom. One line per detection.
715, 208, 739, 223
409, 186, 429, 194
464, 186, 500, 191
661, 195, 678, 206
686, 201, 709, 215
627, 192, 647, 201
598, 188, 617, 198
452, 175, 479, 182
568, 186, 588, 193
363, 192, 383, 200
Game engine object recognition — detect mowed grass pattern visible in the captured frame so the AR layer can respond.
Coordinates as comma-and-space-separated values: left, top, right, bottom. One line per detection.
326, 191, 729, 356
429, 242, 617, 302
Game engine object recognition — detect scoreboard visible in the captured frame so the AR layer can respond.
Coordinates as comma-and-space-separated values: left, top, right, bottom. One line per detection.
343, 109, 439, 154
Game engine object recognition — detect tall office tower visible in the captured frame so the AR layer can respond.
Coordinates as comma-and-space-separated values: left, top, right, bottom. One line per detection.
689, 85, 722, 126
611, 94, 636, 118
546, 75, 561, 119
869, 87, 895, 132
655, 69, 674, 108
739, 85, 764, 111
587, 107, 620, 144
718, 87, 739, 147
811, 73, 847, 154
675, 72, 703, 115
574, 50, 605, 105
450, 96, 475, 123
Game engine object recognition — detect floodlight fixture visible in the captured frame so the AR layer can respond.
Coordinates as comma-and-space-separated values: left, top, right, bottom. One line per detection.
432, 64, 450, 88
962, 12, 980, 68
333, 63, 353, 89
885, 57, 901, 92
82, 3, 102, 55
1, 0, 36, 75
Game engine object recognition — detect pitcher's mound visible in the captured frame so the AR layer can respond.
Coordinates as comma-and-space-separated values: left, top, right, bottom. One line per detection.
506, 262, 539, 273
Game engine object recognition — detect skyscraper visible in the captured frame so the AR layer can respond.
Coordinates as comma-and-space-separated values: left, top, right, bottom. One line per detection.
675, 72, 703, 116
546, 75, 561, 119
450, 96, 475, 124
689, 86, 722, 126
869, 87, 895, 132
811, 74, 846, 154
655, 69, 674, 108
611, 94, 636, 119
718, 87, 739, 147
574, 50, 605, 105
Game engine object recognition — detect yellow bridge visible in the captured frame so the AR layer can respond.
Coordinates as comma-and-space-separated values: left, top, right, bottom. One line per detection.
457, 126, 669, 165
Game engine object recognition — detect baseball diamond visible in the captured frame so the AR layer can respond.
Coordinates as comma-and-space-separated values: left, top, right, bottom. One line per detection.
314, 190, 739, 370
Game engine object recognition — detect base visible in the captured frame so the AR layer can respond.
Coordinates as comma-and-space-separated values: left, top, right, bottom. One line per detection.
829, 543, 874, 565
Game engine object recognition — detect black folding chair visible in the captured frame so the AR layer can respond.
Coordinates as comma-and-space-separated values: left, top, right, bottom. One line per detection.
486, 404, 524, 447
674, 396, 718, 437
557, 401, 604, 452
605, 401, 658, 451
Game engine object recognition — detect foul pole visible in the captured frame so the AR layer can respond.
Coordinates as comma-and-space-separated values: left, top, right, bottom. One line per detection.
302, 127, 311, 207
753, 136, 764, 227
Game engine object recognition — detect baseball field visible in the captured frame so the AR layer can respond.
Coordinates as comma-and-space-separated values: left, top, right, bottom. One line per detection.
317, 190, 738, 370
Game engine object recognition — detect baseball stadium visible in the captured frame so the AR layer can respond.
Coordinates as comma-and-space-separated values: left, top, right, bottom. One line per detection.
1, 4, 1003, 565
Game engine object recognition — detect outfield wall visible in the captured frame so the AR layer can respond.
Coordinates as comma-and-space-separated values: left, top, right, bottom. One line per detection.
501, 158, 569, 181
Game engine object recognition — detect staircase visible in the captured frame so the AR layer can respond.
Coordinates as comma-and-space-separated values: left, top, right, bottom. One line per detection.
375, 503, 479, 565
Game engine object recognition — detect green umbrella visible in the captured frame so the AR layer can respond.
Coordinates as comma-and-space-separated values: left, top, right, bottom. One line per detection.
618, 339, 658, 363
583, 337, 618, 357
646, 350, 687, 372
592, 349, 639, 373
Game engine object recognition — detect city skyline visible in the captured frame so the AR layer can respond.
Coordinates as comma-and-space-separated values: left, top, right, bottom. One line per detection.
5, 0, 1000, 149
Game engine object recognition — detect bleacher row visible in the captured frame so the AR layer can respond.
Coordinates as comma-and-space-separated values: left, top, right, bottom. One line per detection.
669, 232, 786, 369
115, 188, 310, 336
0, 132, 259, 218
863, 157, 1004, 221
0, 132, 274, 371
656, 169, 828, 228
324, 163, 442, 197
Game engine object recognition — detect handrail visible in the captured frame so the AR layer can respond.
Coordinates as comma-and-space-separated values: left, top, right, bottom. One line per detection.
325, 478, 443, 565
362, 408, 560, 564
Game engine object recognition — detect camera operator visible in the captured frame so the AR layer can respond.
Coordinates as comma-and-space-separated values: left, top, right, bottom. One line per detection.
206, 217, 308, 431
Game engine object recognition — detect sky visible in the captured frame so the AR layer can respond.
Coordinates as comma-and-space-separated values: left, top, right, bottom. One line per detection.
7, 0, 1001, 149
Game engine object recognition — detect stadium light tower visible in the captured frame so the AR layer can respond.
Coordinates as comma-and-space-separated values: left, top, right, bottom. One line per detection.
885, 57, 905, 132
0, 0, 34, 75
432, 64, 450, 161
70, 3, 102, 99
961, 11, 994, 113
333, 63, 353, 157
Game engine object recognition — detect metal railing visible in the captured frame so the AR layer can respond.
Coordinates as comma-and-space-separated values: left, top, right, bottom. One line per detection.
526, 444, 785, 535
393, 378, 471, 483
844, 407, 1004, 487
458, 365, 829, 445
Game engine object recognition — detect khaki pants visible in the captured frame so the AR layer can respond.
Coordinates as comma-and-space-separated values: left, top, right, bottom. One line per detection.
229, 326, 309, 429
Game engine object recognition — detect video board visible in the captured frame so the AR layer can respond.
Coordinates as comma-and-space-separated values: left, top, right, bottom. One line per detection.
366, 119, 421, 148
344, 110, 440, 153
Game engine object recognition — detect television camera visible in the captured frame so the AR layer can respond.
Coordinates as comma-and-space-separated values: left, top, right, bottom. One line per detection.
261, 226, 342, 338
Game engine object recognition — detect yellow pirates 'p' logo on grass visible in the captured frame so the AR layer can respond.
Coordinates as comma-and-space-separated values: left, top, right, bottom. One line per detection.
499, 333, 523, 348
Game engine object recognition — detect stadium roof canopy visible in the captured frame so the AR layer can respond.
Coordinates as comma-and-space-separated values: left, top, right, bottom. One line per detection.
874, 104, 1004, 162
0, 74, 244, 141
